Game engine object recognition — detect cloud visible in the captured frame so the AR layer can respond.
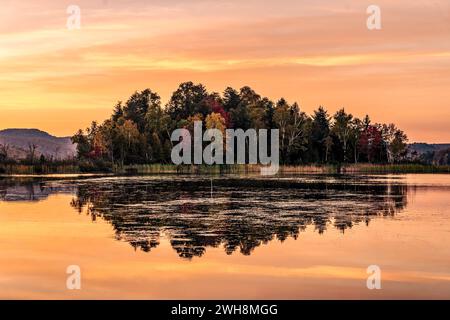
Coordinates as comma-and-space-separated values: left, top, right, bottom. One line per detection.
0, 0, 449, 141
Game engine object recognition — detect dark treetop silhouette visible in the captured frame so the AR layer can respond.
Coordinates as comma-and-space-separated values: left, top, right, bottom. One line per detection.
70, 82, 409, 169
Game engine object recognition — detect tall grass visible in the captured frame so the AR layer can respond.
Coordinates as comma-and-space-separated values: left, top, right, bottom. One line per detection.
344, 163, 450, 174
0, 164, 80, 175
115, 164, 262, 174
1, 163, 449, 175
117, 163, 450, 175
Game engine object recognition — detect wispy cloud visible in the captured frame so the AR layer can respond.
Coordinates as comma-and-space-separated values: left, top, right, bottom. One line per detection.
0, 0, 449, 141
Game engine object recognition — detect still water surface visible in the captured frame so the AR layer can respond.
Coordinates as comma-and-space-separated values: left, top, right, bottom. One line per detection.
0, 174, 449, 299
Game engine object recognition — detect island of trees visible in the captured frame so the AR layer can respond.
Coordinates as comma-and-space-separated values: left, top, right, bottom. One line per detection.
70, 81, 409, 171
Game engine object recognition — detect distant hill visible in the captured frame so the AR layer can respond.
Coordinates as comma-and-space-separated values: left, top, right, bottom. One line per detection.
408, 143, 450, 155
408, 143, 450, 165
0, 129, 76, 160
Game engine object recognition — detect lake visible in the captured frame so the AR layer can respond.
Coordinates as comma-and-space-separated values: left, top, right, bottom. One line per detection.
0, 174, 449, 299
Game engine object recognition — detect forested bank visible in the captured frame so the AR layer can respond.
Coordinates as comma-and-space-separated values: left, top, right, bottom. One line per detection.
70, 81, 410, 168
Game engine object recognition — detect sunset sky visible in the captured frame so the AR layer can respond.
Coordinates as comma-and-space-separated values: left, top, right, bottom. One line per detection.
1, 0, 449, 142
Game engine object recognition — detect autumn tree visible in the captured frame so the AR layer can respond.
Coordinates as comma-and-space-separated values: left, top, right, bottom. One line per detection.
205, 112, 226, 133
71, 82, 411, 169
359, 125, 383, 163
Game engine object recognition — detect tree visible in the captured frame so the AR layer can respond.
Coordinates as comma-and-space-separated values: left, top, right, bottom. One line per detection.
388, 129, 408, 163
166, 82, 208, 121
91, 127, 108, 159
381, 123, 408, 163
101, 119, 117, 162
150, 132, 163, 162
124, 89, 161, 132
160, 113, 176, 147
349, 118, 363, 163
332, 109, 353, 162
0, 144, 9, 162
72, 129, 90, 159
261, 97, 275, 129
324, 136, 334, 163
229, 104, 252, 130
363, 114, 371, 128
273, 99, 309, 163
238, 86, 267, 130
201, 94, 231, 128
116, 120, 140, 166
359, 125, 383, 163
223, 87, 240, 112
205, 112, 226, 133
27, 143, 38, 164
111, 102, 124, 122
186, 113, 204, 132
310, 106, 331, 163
239, 86, 261, 107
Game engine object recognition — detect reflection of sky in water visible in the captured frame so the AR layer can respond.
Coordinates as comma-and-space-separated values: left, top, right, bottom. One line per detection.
1, 174, 449, 299
1, 175, 410, 259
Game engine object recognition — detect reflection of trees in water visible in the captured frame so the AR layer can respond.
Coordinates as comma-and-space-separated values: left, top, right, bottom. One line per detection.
0, 178, 75, 201
70, 177, 408, 259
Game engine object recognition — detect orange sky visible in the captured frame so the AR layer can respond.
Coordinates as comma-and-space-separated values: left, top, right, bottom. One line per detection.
1, 0, 449, 142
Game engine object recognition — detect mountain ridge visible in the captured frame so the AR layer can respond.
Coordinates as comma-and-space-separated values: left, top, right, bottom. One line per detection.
0, 128, 76, 160
0, 128, 71, 139
408, 142, 450, 154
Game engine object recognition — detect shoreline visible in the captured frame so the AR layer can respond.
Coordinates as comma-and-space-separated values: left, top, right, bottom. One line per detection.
1, 163, 449, 176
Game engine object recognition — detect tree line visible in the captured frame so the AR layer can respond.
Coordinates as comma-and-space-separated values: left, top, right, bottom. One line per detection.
71, 81, 409, 167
